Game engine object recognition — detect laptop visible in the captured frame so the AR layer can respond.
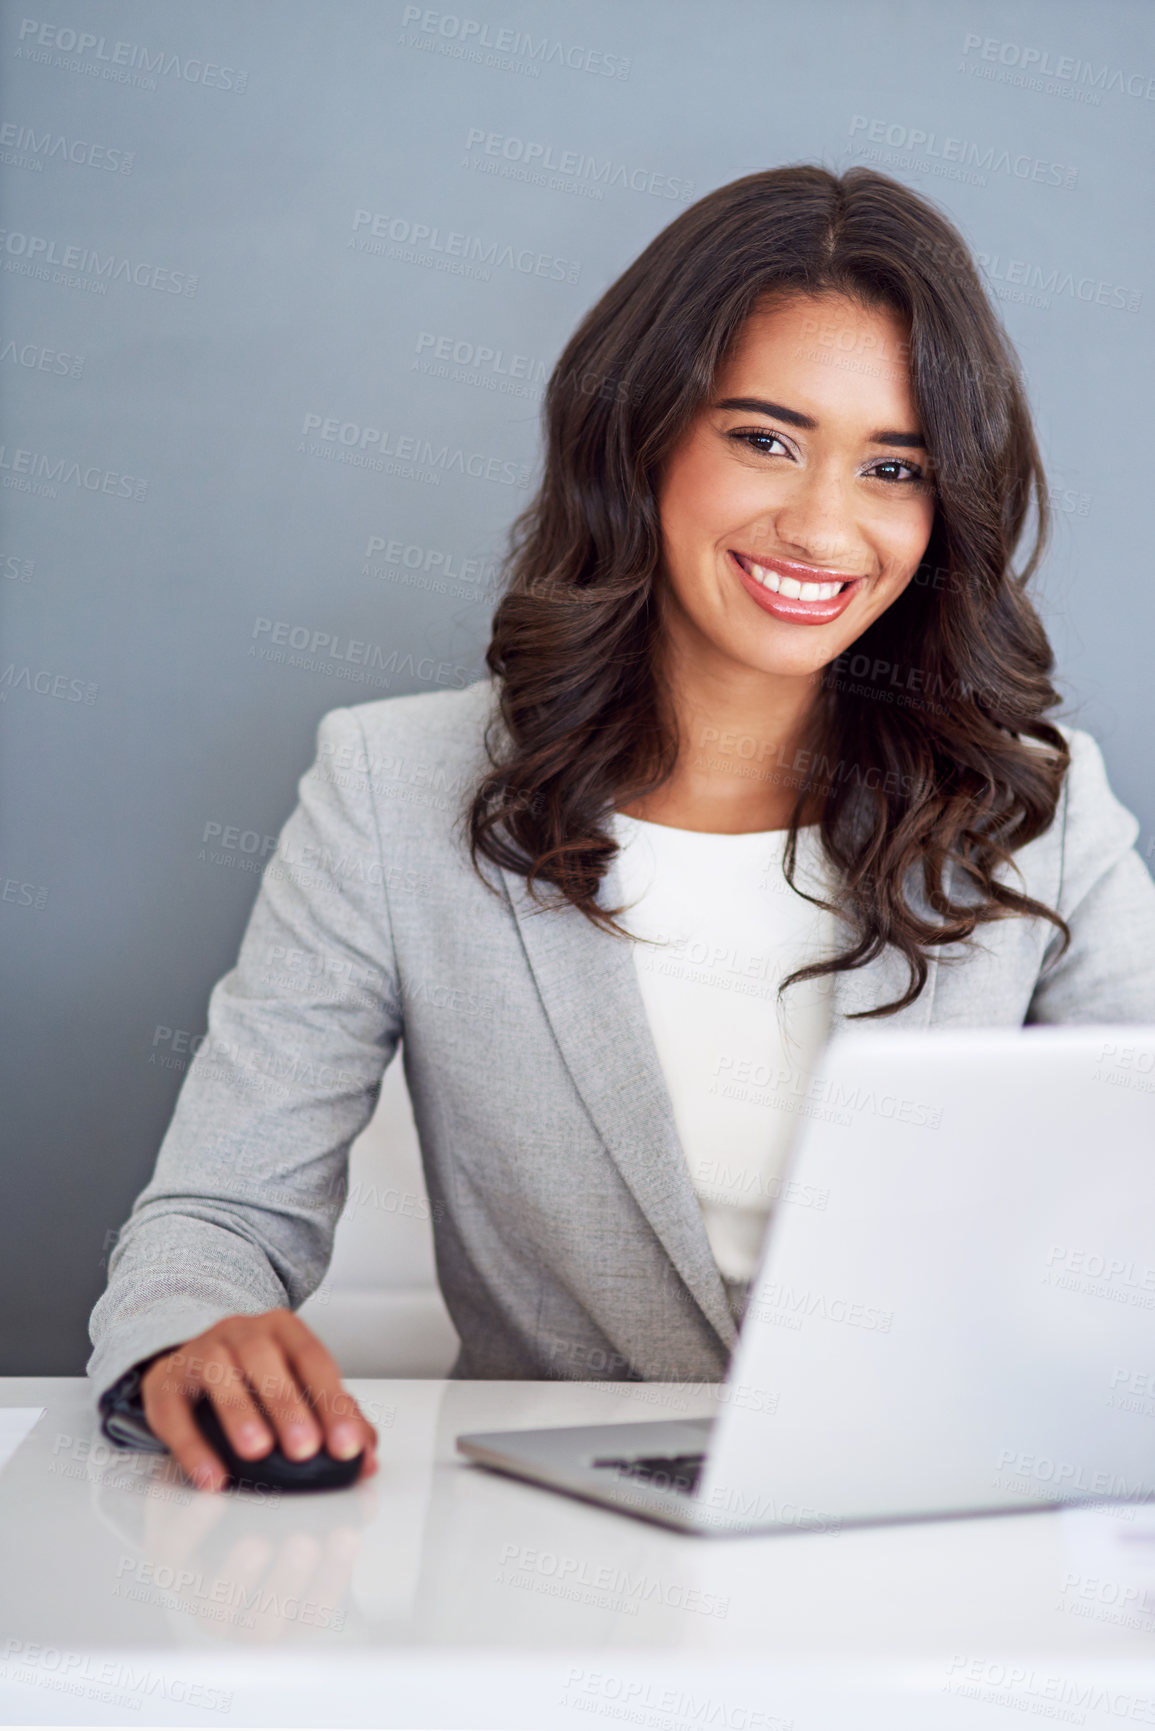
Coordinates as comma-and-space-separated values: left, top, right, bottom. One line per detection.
457, 1024, 1155, 1534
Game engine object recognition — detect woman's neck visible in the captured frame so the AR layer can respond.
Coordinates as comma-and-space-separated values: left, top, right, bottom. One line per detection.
620, 648, 825, 835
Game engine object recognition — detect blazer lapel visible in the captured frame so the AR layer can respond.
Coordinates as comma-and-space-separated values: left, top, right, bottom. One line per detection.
499, 855, 740, 1352
498, 845, 942, 1355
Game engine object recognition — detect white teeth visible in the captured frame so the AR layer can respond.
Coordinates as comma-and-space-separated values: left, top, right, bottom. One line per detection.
748, 560, 844, 601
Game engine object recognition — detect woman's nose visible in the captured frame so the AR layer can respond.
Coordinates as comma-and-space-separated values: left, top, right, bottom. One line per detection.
766, 477, 859, 571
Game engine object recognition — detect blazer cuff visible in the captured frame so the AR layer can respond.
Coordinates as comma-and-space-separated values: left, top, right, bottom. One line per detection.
97, 1354, 169, 1453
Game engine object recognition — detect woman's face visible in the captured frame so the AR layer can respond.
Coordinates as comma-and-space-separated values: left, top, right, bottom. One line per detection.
654, 292, 937, 685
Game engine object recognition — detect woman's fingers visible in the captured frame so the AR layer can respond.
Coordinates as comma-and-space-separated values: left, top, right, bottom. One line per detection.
275, 1311, 378, 1462
198, 1355, 283, 1462
225, 1327, 323, 1461
138, 1310, 378, 1491
141, 1345, 236, 1491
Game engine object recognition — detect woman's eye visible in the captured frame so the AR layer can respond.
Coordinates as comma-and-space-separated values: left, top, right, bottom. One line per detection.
729, 431, 925, 485
730, 430, 790, 457
869, 458, 925, 485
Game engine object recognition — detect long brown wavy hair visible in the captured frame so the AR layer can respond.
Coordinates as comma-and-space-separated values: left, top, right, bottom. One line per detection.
467, 164, 1071, 1017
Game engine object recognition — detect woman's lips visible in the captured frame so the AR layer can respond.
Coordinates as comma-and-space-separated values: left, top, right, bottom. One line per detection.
729, 549, 865, 626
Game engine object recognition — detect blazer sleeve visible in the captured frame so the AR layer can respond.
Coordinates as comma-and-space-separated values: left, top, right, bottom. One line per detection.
86, 705, 403, 1403
1026, 727, 1155, 1023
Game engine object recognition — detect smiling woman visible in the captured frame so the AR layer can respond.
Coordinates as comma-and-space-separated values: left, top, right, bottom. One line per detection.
648, 296, 936, 757
89, 164, 1155, 1487
470, 164, 1079, 1016
678, 302, 933, 627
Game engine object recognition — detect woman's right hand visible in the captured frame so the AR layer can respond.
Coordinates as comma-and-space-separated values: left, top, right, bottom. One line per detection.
139, 1309, 379, 1492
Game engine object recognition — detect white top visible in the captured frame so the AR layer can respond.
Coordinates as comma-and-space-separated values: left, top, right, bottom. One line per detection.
608, 810, 836, 1283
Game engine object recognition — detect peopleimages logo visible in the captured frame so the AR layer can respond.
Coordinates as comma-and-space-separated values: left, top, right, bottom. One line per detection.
944, 1654, 1155, 1721
559, 1670, 792, 1731
0, 229, 197, 295
363, 537, 500, 594
0, 443, 147, 502
846, 115, 1077, 188
14, 18, 248, 92
349, 209, 581, 284
299, 413, 531, 488
2, 874, 48, 910
0, 121, 134, 173
248, 617, 468, 689
412, 330, 550, 397
398, 7, 631, 80
0, 663, 97, 704
1, 338, 85, 377
961, 32, 1155, 100
974, 251, 1141, 313
462, 129, 694, 202
2, 1638, 234, 1715
749, 1282, 894, 1334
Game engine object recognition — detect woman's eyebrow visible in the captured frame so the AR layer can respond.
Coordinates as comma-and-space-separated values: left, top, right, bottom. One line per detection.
713, 395, 927, 449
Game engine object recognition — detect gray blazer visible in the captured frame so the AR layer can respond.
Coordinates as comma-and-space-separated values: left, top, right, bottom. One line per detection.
88, 677, 1155, 1399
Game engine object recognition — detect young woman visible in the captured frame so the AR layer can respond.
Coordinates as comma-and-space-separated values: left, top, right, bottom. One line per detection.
89, 165, 1155, 1491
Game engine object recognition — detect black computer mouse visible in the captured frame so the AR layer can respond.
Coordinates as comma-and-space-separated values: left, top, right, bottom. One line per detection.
192, 1394, 364, 1492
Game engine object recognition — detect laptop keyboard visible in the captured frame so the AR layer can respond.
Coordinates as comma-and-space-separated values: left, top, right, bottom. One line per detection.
591, 1452, 706, 1494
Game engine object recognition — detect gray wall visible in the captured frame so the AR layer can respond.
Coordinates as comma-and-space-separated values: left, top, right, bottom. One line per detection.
3, 0, 1152, 1373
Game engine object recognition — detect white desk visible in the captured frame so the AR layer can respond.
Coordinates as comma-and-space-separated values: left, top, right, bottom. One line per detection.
2, 1378, 1155, 1729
